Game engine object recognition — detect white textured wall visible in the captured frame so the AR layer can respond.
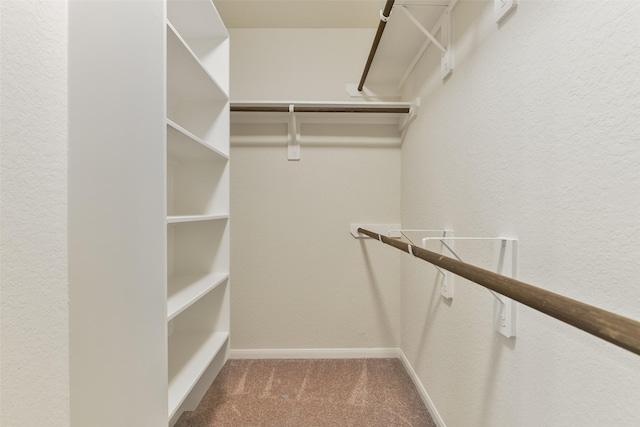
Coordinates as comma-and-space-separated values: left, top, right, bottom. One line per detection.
400, 1, 640, 425
229, 29, 402, 350
0, 1, 70, 425
230, 29, 373, 101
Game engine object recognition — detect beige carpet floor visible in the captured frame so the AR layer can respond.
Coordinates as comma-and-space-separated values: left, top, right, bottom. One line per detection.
175, 358, 436, 427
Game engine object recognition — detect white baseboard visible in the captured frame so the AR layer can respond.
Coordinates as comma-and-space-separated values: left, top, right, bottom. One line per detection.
229, 347, 401, 360
398, 350, 447, 427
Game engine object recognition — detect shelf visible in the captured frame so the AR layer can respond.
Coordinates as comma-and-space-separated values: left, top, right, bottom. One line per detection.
167, 214, 229, 224
230, 100, 417, 148
167, 0, 229, 93
167, 23, 230, 153
166, 157, 229, 216
168, 331, 229, 419
167, 0, 228, 40
167, 22, 228, 102
167, 120, 229, 161
166, 122, 229, 218
167, 273, 229, 321
167, 219, 230, 278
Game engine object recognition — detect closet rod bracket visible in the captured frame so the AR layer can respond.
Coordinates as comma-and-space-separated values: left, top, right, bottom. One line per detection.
421, 236, 518, 338
288, 104, 301, 161
397, 229, 455, 299
350, 223, 401, 239
397, 5, 453, 80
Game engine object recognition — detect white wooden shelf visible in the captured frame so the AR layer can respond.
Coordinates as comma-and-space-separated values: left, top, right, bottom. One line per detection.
167, 0, 229, 40
167, 219, 229, 277
167, 214, 229, 224
167, 22, 228, 102
167, 273, 229, 321
167, 22, 230, 154
167, 120, 229, 161
168, 331, 229, 419
167, 0, 229, 92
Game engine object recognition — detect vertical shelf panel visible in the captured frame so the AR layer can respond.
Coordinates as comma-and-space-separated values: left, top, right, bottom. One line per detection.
69, 1, 167, 425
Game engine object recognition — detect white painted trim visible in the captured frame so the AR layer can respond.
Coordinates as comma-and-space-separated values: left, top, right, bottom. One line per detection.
398, 350, 447, 427
229, 347, 401, 360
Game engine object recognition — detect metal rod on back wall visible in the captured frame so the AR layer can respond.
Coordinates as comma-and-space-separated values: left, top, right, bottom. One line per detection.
230, 105, 410, 114
358, 0, 396, 92
357, 227, 640, 356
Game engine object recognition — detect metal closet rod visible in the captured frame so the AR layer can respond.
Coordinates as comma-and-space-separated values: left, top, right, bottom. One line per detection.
357, 227, 640, 356
230, 105, 410, 114
358, 0, 396, 91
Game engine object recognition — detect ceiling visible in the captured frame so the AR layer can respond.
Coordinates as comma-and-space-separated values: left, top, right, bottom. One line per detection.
213, 0, 386, 28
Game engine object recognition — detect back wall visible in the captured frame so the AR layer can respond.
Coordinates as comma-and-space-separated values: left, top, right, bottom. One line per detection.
229, 29, 402, 351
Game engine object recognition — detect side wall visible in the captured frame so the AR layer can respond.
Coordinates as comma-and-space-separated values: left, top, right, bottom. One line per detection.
229, 29, 402, 352
0, 1, 70, 425
400, 1, 640, 426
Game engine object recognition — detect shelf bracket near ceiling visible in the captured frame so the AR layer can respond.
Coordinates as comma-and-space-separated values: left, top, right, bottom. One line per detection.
399, 98, 420, 132
288, 104, 301, 161
397, 5, 453, 80
399, 97, 420, 144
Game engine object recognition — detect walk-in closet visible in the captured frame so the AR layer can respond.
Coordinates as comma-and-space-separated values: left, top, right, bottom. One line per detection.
1, 1, 639, 426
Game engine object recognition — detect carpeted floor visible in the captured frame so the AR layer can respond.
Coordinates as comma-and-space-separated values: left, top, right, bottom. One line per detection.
175, 358, 437, 427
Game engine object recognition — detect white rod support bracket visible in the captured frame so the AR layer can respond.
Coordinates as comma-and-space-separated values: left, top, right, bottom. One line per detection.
287, 104, 300, 161
495, 0, 517, 23
399, 98, 420, 133
398, 6, 447, 53
421, 236, 518, 337
493, 239, 517, 338
440, 8, 453, 79
421, 231, 455, 299
350, 224, 402, 239
380, 8, 391, 22
397, 5, 453, 82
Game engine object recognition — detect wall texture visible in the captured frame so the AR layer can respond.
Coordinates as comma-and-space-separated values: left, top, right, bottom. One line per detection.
229, 29, 373, 101
400, 1, 640, 425
229, 29, 402, 351
0, 1, 70, 425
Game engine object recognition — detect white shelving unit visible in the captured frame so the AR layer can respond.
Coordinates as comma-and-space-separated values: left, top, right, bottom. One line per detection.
69, 1, 229, 425
166, 0, 230, 424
